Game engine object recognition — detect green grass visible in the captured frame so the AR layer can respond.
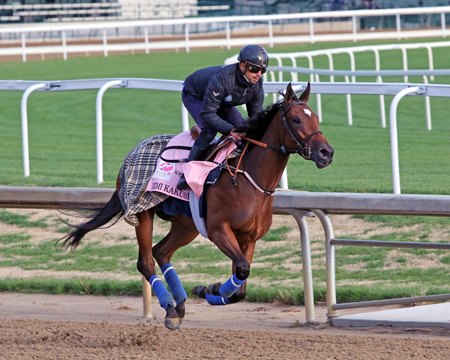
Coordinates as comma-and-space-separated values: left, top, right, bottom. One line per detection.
1, 38, 449, 193
0, 210, 48, 228
0, 209, 448, 304
0, 39, 449, 303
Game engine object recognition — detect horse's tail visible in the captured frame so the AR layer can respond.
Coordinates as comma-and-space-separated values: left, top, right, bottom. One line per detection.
59, 191, 124, 250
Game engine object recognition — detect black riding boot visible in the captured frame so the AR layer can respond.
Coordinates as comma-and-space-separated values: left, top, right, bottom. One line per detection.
176, 143, 207, 190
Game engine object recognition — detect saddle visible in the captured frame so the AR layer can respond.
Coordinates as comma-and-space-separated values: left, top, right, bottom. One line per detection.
146, 128, 237, 201
160, 126, 236, 163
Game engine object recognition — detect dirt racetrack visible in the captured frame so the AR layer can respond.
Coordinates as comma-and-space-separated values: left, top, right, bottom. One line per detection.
1, 293, 449, 360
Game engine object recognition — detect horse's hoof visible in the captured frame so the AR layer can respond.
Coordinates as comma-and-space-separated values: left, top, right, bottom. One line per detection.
206, 282, 222, 296
164, 305, 180, 331
192, 285, 206, 299
175, 300, 185, 325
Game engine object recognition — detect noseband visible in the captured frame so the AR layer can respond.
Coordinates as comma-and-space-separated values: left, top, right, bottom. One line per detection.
280, 101, 322, 159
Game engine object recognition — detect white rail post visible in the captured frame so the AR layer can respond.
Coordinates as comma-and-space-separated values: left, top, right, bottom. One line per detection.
102, 29, 108, 57
95, 80, 127, 184
21, 83, 47, 177
389, 86, 423, 195
346, 50, 356, 82
289, 56, 298, 82
185, 24, 190, 53
313, 210, 337, 318
61, 31, 67, 60
396, 14, 402, 40
426, 45, 434, 81
326, 53, 334, 83
181, 103, 189, 131
142, 275, 152, 319
309, 18, 315, 44
344, 76, 353, 126
306, 55, 314, 83
268, 20, 274, 48
144, 27, 150, 54
401, 47, 408, 82
280, 169, 288, 190
288, 210, 314, 322
351, 16, 357, 42
225, 22, 231, 50
422, 76, 432, 131
315, 74, 323, 122
21, 33, 27, 63
377, 76, 386, 128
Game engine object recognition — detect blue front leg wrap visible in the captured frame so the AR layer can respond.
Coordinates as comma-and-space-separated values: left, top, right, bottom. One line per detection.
206, 293, 231, 306
149, 275, 174, 309
219, 274, 245, 298
161, 263, 187, 304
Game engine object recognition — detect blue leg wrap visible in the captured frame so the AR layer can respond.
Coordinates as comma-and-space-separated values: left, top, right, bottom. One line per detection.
219, 274, 245, 298
206, 293, 231, 306
161, 263, 187, 304
149, 275, 174, 310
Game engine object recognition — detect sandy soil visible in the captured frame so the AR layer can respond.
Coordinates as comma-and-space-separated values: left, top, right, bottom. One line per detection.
1, 210, 449, 359
1, 292, 450, 360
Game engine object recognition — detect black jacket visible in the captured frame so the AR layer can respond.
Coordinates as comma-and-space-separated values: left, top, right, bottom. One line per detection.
183, 63, 264, 134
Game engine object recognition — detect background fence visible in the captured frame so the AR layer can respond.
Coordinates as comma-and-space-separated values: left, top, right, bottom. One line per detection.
2, 77, 449, 193
1, 6, 450, 62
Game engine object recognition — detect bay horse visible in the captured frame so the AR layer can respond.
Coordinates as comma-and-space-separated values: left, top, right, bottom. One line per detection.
60, 82, 333, 330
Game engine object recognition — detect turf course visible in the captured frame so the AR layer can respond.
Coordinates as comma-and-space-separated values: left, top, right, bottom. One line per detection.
1, 39, 449, 194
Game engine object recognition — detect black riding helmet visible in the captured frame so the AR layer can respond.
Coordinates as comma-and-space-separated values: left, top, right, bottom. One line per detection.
237, 44, 269, 68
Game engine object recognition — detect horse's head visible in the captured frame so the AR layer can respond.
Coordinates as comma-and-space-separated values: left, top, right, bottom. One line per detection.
280, 83, 334, 168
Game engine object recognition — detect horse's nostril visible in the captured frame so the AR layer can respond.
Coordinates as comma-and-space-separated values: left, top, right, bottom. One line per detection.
320, 149, 329, 159
320, 146, 334, 160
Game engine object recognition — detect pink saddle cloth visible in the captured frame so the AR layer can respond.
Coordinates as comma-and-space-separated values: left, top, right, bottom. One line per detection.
147, 131, 236, 200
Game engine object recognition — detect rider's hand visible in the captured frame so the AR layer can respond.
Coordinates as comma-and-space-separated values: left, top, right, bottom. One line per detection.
230, 129, 246, 141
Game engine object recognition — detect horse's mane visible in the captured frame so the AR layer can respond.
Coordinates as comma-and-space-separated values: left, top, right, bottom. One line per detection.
244, 100, 283, 141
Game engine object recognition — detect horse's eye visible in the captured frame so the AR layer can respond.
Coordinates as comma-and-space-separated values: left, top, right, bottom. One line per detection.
292, 117, 301, 125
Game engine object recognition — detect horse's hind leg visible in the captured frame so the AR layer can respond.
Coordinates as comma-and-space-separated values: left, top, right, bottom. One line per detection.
135, 210, 179, 330
152, 220, 199, 324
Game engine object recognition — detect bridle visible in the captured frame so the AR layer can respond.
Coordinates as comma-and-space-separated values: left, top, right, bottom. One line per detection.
279, 100, 322, 159
225, 100, 322, 195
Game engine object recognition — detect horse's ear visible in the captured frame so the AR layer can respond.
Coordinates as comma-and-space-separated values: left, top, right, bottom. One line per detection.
284, 82, 295, 104
299, 82, 311, 102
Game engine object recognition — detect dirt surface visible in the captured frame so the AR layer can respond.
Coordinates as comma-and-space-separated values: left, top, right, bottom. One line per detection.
1, 210, 449, 359
1, 293, 450, 360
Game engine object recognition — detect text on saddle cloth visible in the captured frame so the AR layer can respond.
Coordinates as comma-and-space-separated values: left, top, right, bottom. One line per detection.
146, 131, 237, 200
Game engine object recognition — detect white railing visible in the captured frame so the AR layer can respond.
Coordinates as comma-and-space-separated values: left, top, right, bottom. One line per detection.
1, 78, 450, 194
1, 6, 450, 61
269, 67, 450, 130
226, 41, 450, 128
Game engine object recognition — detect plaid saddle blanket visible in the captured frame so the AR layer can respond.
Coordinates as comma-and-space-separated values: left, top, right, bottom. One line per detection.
118, 134, 174, 226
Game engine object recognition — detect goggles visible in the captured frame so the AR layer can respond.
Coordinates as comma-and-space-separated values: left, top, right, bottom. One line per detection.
246, 62, 267, 74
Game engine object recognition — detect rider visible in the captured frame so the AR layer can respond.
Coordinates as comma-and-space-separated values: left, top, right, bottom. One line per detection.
177, 44, 269, 189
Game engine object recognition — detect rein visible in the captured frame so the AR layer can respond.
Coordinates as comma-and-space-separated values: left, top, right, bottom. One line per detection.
224, 101, 322, 196
224, 138, 275, 196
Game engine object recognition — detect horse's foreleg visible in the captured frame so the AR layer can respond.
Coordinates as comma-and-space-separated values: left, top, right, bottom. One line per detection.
152, 221, 198, 323
135, 210, 179, 330
198, 224, 251, 305
228, 241, 256, 303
